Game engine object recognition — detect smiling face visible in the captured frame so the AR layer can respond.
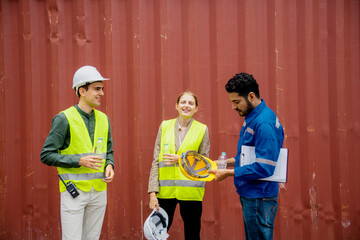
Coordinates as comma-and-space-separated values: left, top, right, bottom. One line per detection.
79, 81, 104, 108
228, 92, 255, 117
176, 93, 198, 119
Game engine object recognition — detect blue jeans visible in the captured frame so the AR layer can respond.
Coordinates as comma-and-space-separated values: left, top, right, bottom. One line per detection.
240, 196, 278, 240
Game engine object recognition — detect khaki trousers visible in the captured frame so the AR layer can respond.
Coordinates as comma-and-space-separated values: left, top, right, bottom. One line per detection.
60, 188, 107, 240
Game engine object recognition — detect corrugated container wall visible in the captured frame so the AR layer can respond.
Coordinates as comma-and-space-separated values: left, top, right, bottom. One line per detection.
0, 0, 359, 239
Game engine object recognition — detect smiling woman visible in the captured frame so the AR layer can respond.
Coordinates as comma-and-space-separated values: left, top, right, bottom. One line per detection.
147, 91, 210, 240
176, 91, 198, 120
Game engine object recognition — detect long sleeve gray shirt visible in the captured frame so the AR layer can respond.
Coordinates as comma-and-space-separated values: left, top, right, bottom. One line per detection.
41, 104, 114, 168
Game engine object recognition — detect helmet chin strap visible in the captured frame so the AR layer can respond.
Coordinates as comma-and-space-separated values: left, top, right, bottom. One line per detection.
151, 212, 167, 228
146, 208, 169, 240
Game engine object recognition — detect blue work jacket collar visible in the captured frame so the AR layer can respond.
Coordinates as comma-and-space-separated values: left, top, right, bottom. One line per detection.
244, 99, 265, 126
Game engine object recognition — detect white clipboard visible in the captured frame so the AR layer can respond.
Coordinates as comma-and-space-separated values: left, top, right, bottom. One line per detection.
240, 145, 288, 183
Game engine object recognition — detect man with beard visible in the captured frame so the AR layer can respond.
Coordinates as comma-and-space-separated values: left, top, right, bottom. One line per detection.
210, 72, 284, 240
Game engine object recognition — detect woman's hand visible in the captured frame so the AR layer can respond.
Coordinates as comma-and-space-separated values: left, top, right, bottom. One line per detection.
149, 192, 159, 211
162, 153, 179, 165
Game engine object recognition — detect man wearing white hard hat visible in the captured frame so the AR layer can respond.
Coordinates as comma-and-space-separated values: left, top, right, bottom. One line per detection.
41, 66, 115, 240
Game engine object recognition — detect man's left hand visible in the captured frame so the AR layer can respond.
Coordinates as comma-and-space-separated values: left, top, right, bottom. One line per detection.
209, 169, 234, 182
103, 164, 114, 183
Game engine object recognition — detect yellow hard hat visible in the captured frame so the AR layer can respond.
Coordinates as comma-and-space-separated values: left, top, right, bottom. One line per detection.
178, 150, 217, 181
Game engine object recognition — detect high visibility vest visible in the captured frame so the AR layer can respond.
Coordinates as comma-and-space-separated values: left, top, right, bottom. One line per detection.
157, 119, 207, 201
57, 106, 109, 192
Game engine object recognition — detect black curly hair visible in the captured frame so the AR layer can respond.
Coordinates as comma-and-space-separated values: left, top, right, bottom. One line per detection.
225, 73, 260, 98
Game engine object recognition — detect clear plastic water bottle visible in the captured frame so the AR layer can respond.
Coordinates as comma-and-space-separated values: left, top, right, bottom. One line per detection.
217, 152, 227, 169
163, 143, 170, 154
94, 137, 104, 158
163, 144, 172, 166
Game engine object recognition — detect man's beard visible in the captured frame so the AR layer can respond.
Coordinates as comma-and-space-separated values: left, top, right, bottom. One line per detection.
237, 98, 254, 117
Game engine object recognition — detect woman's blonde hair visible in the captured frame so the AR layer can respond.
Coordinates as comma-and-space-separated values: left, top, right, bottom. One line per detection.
176, 91, 199, 107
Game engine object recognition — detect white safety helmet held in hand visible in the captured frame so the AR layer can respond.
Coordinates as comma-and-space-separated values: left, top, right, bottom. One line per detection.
144, 207, 169, 240
72, 65, 109, 94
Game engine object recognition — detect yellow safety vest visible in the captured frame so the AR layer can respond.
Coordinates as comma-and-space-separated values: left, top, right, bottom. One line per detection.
57, 106, 109, 192
157, 118, 207, 201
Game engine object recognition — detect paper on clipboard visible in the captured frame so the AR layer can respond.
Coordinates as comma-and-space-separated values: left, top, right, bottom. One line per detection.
240, 145, 288, 183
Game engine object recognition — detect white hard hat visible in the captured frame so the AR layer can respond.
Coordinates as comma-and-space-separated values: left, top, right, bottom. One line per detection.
72, 65, 109, 93
144, 207, 169, 240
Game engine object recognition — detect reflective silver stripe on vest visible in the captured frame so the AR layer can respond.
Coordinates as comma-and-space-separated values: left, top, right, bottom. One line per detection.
159, 162, 178, 168
178, 180, 205, 188
159, 180, 205, 188
255, 158, 277, 166
66, 152, 107, 159
159, 180, 175, 186
59, 172, 105, 181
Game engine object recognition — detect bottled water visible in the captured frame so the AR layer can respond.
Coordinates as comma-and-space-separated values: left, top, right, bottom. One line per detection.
163, 144, 170, 154
163, 144, 172, 166
217, 152, 227, 169
94, 137, 104, 158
